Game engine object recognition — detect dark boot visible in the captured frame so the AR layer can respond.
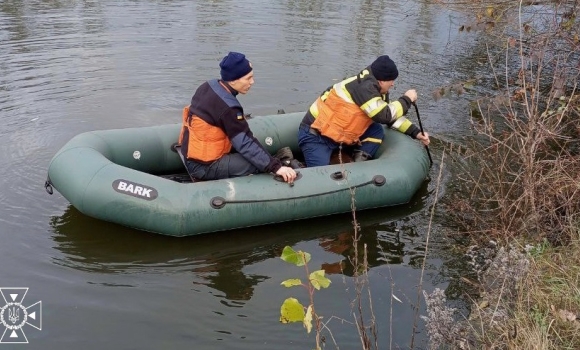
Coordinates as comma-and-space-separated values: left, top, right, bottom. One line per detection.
274, 146, 294, 161
275, 146, 304, 169
352, 150, 372, 162
288, 159, 305, 169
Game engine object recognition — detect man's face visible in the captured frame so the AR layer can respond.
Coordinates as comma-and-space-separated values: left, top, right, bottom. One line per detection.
230, 70, 254, 94
378, 80, 395, 94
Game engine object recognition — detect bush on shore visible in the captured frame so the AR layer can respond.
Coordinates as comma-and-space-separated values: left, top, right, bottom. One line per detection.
428, 1, 580, 348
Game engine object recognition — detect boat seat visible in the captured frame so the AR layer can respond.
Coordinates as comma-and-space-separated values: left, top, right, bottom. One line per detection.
172, 144, 199, 183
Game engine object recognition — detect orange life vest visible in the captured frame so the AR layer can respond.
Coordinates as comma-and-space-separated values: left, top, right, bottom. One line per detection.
311, 89, 373, 145
179, 106, 232, 162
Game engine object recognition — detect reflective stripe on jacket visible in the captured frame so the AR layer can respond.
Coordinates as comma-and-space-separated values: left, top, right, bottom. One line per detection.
307, 68, 419, 143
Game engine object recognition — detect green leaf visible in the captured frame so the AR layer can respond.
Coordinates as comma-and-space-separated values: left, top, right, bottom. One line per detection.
280, 297, 305, 323
280, 246, 311, 266
309, 270, 331, 290
281, 278, 303, 287
303, 305, 313, 333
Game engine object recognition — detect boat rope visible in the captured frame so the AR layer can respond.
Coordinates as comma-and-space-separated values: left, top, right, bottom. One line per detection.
210, 175, 386, 209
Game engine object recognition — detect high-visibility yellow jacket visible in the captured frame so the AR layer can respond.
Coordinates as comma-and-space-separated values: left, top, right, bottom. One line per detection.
305, 67, 419, 144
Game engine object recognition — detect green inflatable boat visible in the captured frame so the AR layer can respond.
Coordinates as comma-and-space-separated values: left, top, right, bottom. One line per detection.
46, 112, 430, 237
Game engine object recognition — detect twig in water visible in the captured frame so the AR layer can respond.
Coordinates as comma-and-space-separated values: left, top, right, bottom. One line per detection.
410, 150, 446, 348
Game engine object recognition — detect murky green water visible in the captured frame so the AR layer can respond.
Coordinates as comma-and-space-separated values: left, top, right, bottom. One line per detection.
0, 1, 482, 348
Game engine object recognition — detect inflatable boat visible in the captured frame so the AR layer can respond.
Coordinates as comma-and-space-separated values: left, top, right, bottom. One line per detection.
45, 112, 430, 237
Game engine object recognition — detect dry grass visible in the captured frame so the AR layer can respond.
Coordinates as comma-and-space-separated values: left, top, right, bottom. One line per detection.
423, 0, 580, 349
510, 246, 580, 349
445, 0, 580, 244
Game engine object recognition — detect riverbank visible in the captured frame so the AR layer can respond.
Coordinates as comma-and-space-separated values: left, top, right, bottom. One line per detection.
425, 1, 580, 348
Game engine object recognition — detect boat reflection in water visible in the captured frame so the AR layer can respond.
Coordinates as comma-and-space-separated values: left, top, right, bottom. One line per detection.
50, 177, 432, 302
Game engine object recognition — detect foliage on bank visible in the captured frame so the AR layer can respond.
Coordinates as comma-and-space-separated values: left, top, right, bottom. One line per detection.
429, 0, 580, 349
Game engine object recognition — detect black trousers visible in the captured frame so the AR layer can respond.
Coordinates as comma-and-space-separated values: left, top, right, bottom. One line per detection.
186, 153, 260, 181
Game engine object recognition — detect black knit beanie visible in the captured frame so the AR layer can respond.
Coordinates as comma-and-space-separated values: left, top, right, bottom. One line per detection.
370, 55, 399, 81
220, 52, 253, 81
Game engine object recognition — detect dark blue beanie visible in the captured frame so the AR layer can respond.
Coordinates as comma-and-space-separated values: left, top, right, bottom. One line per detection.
220, 52, 253, 81
370, 55, 398, 81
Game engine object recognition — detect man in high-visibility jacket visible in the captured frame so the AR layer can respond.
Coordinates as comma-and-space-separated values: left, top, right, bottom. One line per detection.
179, 52, 297, 183
297, 55, 430, 167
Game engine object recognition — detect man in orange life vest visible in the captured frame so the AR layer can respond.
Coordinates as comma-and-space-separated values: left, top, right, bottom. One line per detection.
297, 55, 430, 167
178, 52, 297, 183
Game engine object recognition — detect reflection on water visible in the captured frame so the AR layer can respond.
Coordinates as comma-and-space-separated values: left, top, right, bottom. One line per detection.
320, 220, 424, 275
50, 177, 436, 301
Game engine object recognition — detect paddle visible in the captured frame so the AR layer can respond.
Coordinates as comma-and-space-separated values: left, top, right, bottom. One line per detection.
412, 102, 433, 167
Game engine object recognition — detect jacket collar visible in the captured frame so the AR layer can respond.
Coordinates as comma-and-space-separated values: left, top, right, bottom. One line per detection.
218, 80, 239, 96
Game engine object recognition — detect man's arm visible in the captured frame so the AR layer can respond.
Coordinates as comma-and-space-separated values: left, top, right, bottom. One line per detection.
221, 109, 282, 173
353, 83, 421, 138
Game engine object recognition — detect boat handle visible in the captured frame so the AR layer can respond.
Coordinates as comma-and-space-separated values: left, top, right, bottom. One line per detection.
273, 171, 302, 186
44, 178, 53, 195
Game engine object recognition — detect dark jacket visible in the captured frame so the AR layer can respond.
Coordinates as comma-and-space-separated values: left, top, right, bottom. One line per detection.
187, 79, 282, 173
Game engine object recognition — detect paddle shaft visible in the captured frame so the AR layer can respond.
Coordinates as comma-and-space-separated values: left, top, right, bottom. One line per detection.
412, 102, 433, 167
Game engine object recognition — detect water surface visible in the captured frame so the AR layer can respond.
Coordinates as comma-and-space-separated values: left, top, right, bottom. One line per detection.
0, 1, 480, 348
